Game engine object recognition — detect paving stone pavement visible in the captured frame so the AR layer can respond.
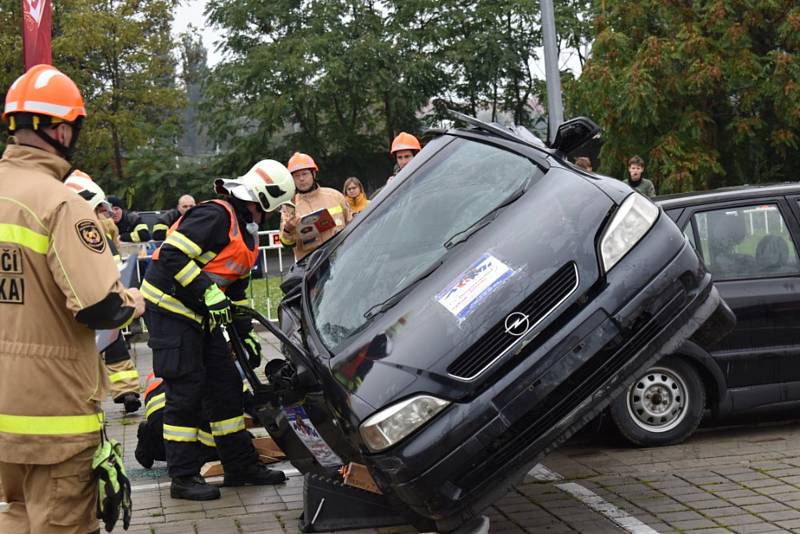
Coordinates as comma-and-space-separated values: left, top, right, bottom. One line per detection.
109, 330, 800, 533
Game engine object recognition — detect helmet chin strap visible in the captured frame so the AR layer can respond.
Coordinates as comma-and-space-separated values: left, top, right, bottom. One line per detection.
33, 124, 81, 161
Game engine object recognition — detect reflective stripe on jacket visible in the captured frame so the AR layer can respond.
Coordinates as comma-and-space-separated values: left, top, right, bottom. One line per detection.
0, 140, 133, 464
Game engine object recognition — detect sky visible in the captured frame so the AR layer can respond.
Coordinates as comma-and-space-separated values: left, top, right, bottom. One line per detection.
172, 0, 225, 66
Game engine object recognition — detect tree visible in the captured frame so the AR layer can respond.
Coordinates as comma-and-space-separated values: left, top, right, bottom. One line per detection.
569, 0, 800, 193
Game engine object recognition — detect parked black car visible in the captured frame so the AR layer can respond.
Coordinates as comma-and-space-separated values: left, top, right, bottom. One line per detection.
609, 184, 800, 447
256, 115, 733, 532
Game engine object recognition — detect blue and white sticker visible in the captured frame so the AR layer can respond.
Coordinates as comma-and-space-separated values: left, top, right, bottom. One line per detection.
284, 406, 342, 467
436, 253, 513, 321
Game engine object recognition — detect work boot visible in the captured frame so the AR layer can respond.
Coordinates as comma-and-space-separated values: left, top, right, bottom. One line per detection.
134, 422, 154, 469
122, 393, 141, 413
170, 475, 221, 501
223, 463, 287, 487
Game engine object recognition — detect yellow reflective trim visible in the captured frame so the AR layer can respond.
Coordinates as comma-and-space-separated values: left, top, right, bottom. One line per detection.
145, 393, 165, 418
0, 412, 103, 435
163, 424, 198, 442
141, 280, 202, 323
175, 260, 202, 287
197, 250, 217, 265
163, 231, 201, 257
198, 429, 216, 448
242, 381, 248, 392
279, 234, 295, 246
209, 415, 245, 437
329, 205, 343, 216
231, 299, 248, 306
0, 223, 49, 254
152, 223, 169, 232
109, 370, 139, 383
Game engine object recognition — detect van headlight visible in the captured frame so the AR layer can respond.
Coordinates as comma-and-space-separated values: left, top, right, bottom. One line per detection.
600, 193, 659, 272
359, 395, 450, 452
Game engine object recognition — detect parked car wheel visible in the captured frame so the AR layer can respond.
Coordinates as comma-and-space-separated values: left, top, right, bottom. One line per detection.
610, 356, 705, 447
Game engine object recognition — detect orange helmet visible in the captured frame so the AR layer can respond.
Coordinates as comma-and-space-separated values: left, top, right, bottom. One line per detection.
287, 152, 319, 174
390, 132, 421, 155
3, 65, 86, 127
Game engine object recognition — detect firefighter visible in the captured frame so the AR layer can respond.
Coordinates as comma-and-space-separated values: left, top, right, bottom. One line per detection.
135, 372, 216, 468
279, 152, 352, 264
388, 132, 421, 181
0, 64, 145, 534
135, 372, 255, 469
141, 159, 294, 501
65, 170, 143, 413
107, 195, 151, 243
152, 194, 196, 241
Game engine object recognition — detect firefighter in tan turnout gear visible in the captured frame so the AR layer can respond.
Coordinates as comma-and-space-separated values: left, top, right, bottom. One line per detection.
65, 170, 143, 413
0, 64, 145, 534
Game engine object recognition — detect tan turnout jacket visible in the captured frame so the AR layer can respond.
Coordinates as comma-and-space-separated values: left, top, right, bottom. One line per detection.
0, 140, 135, 464
280, 186, 352, 261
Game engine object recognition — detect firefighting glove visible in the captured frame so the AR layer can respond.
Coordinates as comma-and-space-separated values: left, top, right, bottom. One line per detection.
93, 438, 132, 532
243, 330, 262, 369
204, 285, 232, 331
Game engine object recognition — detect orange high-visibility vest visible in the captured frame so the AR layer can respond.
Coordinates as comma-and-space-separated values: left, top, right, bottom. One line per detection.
152, 199, 258, 290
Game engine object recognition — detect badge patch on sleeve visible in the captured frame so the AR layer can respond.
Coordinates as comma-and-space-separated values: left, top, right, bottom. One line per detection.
76, 219, 107, 253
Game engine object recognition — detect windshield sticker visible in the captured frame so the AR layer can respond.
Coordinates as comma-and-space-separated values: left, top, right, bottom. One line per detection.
284, 406, 343, 467
436, 253, 513, 321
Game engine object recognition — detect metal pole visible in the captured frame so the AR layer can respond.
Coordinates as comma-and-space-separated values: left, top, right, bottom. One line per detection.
541, 0, 564, 144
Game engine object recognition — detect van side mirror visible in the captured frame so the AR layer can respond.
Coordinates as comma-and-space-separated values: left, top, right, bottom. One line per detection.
550, 117, 601, 155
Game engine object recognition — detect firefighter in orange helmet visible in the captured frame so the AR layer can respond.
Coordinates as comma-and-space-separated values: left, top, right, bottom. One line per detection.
388, 132, 421, 183
279, 152, 352, 264
0, 65, 145, 534
141, 160, 294, 500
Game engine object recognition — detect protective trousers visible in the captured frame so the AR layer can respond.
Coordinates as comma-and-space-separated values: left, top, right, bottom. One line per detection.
144, 308, 258, 477
104, 335, 140, 400
0, 446, 98, 534
139, 380, 217, 465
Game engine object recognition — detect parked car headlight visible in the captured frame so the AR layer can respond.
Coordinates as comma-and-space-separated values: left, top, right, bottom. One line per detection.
600, 193, 659, 272
360, 395, 450, 452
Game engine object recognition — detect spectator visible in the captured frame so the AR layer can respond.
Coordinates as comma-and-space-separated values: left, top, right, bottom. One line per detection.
152, 194, 197, 240
627, 155, 656, 198
343, 177, 369, 215
574, 156, 593, 172
108, 195, 152, 242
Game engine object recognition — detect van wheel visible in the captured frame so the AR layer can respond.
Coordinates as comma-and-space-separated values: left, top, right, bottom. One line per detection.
610, 356, 705, 447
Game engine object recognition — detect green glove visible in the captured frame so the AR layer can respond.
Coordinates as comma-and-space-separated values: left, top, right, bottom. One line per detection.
204, 285, 232, 331
93, 438, 132, 532
243, 330, 262, 369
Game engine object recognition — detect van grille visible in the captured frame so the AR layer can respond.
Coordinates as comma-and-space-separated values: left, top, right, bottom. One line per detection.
447, 262, 579, 380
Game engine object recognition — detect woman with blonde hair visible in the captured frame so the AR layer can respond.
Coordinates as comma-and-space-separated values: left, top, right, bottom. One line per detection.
343, 176, 369, 215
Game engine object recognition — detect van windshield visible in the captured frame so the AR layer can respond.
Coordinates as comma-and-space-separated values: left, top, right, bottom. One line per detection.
308, 137, 542, 350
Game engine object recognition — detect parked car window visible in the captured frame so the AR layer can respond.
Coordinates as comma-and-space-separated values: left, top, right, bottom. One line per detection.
309, 137, 543, 350
692, 204, 799, 280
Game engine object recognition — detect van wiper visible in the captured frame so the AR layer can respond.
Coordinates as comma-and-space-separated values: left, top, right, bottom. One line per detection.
443, 178, 530, 249
363, 259, 444, 320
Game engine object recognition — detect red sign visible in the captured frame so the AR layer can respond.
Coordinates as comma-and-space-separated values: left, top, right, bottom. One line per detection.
21, 0, 52, 70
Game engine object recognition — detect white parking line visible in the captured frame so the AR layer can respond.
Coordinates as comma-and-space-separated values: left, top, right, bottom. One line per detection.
555, 482, 659, 534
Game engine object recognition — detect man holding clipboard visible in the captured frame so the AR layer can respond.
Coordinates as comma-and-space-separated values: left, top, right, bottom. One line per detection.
279, 152, 352, 265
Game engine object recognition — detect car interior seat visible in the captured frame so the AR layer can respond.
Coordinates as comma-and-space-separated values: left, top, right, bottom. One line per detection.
755, 234, 790, 273
707, 211, 753, 277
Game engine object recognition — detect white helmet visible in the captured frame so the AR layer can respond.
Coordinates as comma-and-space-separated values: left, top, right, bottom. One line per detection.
65, 169, 111, 213
214, 159, 295, 213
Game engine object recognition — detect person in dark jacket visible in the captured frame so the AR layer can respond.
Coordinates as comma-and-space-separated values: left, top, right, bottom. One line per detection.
152, 194, 196, 241
108, 195, 152, 242
141, 160, 295, 501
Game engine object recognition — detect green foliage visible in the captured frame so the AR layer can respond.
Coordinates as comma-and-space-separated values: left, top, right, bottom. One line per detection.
1, 0, 184, 208
569, 0, 800, 193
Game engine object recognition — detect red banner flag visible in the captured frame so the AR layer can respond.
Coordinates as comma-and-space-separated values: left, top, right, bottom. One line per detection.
21, 0, 52, 69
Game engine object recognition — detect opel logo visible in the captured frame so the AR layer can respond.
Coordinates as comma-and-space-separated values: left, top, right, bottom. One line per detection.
504, 312, 530, 337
